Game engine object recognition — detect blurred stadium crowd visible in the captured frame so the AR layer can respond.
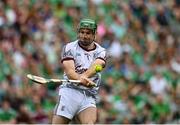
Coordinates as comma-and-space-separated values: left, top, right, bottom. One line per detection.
0, 0, 179, 124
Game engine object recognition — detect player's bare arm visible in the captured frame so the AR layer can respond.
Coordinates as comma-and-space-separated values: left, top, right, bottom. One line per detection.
82, 58, 105, 78
62, 60, 95, 87
62, 60, 79, 80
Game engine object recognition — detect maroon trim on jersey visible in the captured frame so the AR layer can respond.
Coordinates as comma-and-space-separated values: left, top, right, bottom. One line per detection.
61, 57, 75, 63
78, 41, 97, 51
96, 57, 106, 68
54, 95, 61, 115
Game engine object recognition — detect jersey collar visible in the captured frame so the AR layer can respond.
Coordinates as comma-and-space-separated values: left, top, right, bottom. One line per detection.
78, 41, 97, 51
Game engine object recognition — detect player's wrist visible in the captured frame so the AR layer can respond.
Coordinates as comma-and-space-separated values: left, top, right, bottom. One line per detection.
79, 75, 87, 84
79, 75, 92, 87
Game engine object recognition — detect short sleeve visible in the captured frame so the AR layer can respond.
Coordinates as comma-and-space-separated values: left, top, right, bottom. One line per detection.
96, 50, 107, 66
61, 45, 75, 63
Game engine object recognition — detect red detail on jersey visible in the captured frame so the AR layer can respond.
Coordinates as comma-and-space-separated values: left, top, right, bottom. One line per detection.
96, 57, 106, 68
61, 57, 75, 63
75, 66, 88, 74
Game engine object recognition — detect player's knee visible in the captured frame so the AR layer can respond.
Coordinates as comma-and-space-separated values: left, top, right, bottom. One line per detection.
52, 115, 70, 124
82, 118, 96, 124
83, 121, 95, 124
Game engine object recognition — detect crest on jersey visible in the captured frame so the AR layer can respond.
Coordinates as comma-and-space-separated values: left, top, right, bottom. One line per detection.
84, 53, 91, 60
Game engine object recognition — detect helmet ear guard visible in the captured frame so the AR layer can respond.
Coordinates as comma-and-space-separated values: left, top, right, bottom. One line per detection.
78, 18, 97, 34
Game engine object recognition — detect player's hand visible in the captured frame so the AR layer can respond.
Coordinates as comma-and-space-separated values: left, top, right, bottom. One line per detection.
79, 75, 96, 87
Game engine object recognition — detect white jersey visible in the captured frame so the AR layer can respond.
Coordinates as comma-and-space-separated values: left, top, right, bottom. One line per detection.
61, 40, 106, 95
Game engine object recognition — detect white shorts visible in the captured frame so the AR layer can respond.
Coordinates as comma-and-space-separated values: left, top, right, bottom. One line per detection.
53, 87, 96, 119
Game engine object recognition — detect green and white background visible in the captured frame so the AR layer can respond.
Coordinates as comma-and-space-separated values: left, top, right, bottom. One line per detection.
0, 0, 179, 124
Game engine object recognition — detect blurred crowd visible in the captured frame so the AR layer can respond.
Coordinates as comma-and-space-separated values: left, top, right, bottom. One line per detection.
0, 0, 179, 124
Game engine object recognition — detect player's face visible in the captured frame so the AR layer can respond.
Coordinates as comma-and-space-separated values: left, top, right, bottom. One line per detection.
78, 28, 95, 46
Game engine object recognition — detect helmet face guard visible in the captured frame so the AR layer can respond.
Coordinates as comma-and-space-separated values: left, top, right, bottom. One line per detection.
78, 19, 97, 34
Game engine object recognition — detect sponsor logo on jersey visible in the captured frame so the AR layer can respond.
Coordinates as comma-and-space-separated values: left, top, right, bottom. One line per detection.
75, 65, 88, 74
